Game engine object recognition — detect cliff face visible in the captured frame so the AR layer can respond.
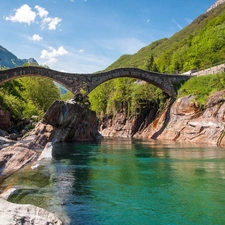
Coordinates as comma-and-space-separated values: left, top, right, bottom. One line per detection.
134, 91, 225, 146
101, 91, 225, 146
100, 108, 158, 138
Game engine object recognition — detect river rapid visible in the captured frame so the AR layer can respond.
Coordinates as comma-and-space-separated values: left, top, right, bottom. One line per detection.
1, 138, 225, 225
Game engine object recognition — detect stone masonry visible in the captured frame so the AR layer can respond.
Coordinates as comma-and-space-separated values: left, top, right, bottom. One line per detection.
0, 66, 191, 97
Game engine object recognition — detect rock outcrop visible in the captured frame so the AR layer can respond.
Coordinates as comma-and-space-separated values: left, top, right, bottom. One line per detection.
0, 197, 62, 225
0, 106, 10, 131
28, 99, 102, 148
100, 91, 225, 146
135, 91, 225, 146
0, 98, 102, 224
0, 99, 102, 178
100, 109, 157, 137
0, 145, 37, 179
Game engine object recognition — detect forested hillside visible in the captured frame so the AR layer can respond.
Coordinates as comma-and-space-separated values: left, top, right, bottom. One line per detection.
105, 2, 225, 74
89, 2, 225, 119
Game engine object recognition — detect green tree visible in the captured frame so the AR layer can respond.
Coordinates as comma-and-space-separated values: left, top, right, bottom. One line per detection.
20, 77, 60, 113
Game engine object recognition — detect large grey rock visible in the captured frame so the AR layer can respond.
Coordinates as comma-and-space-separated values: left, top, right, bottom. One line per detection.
0, 136, 15, 150
28, 99, 103, 147
0, 197, 62, 225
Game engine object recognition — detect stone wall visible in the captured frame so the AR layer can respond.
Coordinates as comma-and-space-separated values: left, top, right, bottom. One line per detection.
192, 63, 225, 76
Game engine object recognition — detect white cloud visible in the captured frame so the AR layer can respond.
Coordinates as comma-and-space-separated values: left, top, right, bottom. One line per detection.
30, 34, 43, 41
172, 18, 182, 30
5, 4, 61, 30
5, 4, 36, 25
79, 49, 85, 53
147, 19, 150, 23
48, 17, 61, 30
41, 17, 62, 30
35, 5, 49, 18
40, 46, 68, 65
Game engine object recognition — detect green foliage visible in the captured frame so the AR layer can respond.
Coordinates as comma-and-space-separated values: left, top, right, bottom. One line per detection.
89, 78, 167, 118
104, 3, 225, 74
61, 91, 74, 101
0, 76, 60, 119
178, 73, 225, 106
89, 80, 113, 116
20, 77, 60, 112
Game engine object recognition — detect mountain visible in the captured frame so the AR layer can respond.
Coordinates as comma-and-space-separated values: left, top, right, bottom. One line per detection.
207, 0, 225, 12
0, 45, 38, 69
105, 1, 225, 74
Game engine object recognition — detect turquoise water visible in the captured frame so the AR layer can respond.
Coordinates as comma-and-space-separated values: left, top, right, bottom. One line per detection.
3, 138, 225, 225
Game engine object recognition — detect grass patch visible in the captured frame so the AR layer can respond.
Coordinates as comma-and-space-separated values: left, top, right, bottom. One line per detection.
178, 72, 225, 107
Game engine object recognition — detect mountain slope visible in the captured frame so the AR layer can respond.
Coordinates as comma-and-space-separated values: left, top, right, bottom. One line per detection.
105, 1, 225, 74
0, 45, 38, 69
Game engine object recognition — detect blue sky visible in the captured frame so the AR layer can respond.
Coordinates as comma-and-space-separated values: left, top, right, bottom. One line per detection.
0, 0, 216, 73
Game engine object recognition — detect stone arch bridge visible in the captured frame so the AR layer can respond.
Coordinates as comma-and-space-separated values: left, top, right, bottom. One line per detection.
0, 66, 193, 97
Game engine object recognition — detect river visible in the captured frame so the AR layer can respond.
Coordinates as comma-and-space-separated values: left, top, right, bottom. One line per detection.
1, 138, 225, 225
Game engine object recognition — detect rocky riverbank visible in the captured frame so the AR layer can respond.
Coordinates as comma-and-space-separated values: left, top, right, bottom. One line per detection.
101, 91, 225, 146
1, 91, 225, 224
0, 98, 102, 224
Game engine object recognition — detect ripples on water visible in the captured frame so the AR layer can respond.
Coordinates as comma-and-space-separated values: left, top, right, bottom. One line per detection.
1, 138, 225, 225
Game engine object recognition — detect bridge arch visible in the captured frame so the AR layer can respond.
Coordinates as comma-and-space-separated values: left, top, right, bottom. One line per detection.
0, 66, 84, 94
0, 66, 192, 97
87, 68, 192, 97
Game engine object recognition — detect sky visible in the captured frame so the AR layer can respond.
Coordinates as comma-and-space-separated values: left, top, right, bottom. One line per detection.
0, 0, 216, 73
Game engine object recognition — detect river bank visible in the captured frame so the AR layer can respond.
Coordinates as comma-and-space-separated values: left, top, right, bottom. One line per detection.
0, 99, 102, 224
101, 91, 225, 146
1, 91, 225, 224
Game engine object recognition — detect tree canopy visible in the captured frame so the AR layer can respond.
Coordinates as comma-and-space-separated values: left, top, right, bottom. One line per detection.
0, 76, 61, 119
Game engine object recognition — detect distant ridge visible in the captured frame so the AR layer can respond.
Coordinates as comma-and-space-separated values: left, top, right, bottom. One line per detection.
0, 45, 38, 69
207, 0, 225, 12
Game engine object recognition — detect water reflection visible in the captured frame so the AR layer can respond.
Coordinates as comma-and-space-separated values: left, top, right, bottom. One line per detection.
1, 138, 225, 225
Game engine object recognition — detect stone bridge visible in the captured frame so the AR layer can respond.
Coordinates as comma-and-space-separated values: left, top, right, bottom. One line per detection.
0, 66, 193, 97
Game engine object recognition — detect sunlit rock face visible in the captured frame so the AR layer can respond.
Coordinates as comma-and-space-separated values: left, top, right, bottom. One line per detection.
136, 91, 225, 146
0, 197, 62, 225
0, 145, 37, 179
29, 99, 102, 147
